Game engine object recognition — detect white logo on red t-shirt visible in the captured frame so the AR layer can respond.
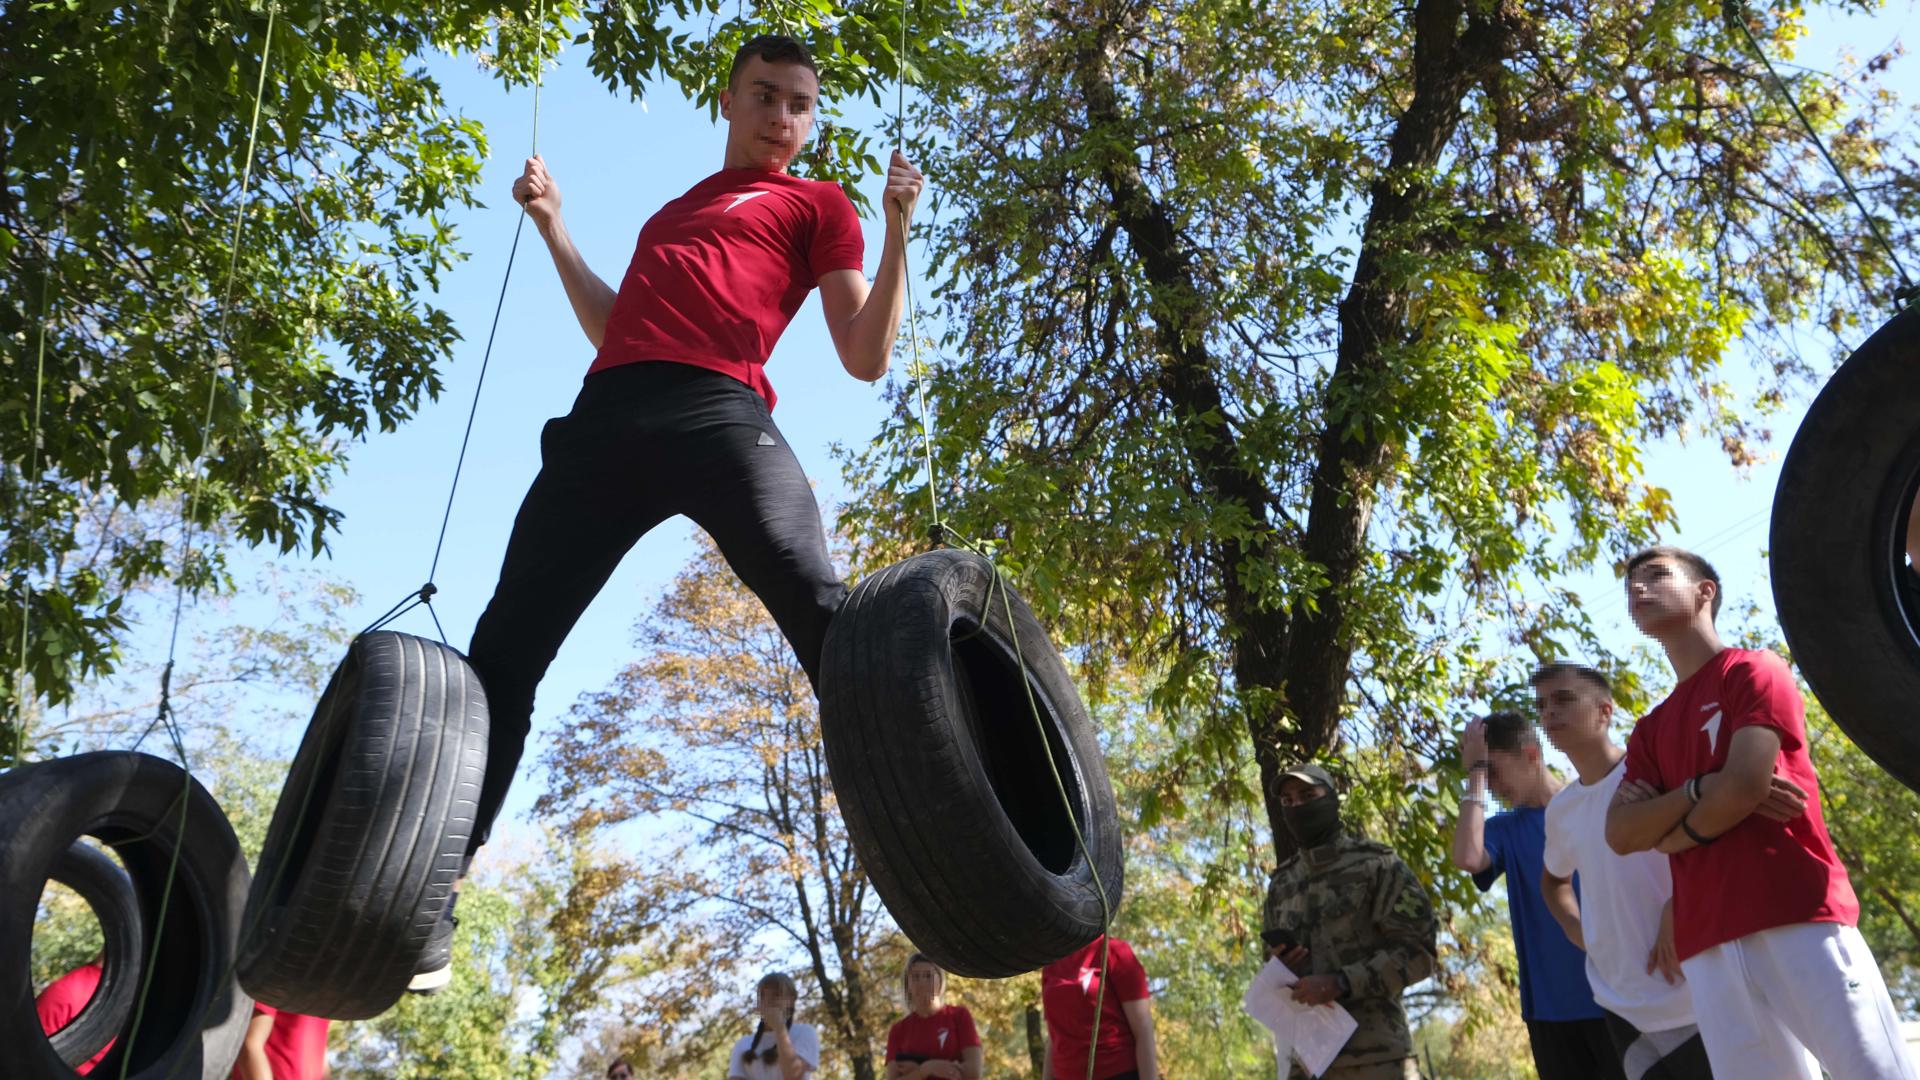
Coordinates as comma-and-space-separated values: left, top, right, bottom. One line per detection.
1700, 705, 1722, 754
1078, 967, 1097, 994
725, 191, 769, 213
937, 1029, 949, 1049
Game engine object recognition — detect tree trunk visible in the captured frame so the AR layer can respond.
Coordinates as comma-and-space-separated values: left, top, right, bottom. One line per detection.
1026, 1003, 1047, 1079
1282, 0, 1506, 777
1067, 5, 1299, 858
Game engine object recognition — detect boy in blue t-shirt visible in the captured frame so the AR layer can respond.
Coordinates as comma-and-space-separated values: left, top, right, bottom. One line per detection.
1452, 711, 1622, 1080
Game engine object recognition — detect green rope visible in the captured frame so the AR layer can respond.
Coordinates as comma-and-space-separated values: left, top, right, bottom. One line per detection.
119, 6, 278, 1075
161, 2, 278, 673
890, 7, 1117, 1079
7, 226, 57, 766
398, 0, 546, 638
1725, 3, 1916, 309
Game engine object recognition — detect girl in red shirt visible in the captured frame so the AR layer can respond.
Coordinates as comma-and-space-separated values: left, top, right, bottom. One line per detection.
884, 954, 982, 1080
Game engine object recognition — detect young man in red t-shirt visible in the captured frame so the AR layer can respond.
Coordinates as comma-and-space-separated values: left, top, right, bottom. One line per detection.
1604, 545, 1916, 1079
36, 958, 111, 1074
411, 34, 924, 992
231, 1003, 330, 1080
1038, 936, 1160, 1080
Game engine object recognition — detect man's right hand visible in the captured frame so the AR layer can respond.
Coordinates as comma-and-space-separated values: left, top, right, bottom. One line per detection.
513, 155, 561, 229
1459, 717, 1487, 774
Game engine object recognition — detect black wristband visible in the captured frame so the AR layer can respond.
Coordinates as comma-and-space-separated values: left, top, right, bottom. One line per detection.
1680, 814, 1717, 846
1334, 971, 1352, 999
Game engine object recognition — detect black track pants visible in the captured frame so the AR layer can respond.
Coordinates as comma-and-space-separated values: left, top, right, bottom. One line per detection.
464, 361, 849, 857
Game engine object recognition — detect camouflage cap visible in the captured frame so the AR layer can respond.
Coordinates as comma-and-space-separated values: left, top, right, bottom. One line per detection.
1276, 762, 1339, 794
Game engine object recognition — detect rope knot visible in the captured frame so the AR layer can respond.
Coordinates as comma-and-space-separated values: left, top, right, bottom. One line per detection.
418, 582, 438, 603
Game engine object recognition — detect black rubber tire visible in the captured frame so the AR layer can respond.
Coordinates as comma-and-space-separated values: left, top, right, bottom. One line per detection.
0, 751, 253, 1079
819, 549, 1124, 978
1772, 303, 1920, 792
236, 630, 489, 1019
41, 840, 147, 1069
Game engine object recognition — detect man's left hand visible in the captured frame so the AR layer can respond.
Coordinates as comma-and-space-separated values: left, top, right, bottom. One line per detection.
884, 150, 924, 224
1289, 974, 1343, 1006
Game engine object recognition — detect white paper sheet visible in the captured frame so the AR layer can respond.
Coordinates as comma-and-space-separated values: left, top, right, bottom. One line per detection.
1241, 957, 1360, 1078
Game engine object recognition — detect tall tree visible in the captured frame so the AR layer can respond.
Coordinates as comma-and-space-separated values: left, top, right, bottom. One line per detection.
538, 536, 896, 1080
1, 0, 958, 753
842, 0, 1919, 857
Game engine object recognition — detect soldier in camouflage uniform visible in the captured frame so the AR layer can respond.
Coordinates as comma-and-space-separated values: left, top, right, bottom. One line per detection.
1263, 763, 1438, 1080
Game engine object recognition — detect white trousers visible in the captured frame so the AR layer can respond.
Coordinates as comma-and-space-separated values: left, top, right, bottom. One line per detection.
1680, 922, 1916, 1080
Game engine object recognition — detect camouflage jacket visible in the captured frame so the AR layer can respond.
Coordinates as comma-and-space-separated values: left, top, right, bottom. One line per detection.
1262, 830, 1438, 1068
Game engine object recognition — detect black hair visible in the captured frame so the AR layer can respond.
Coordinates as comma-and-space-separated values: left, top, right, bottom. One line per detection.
1481, 710, 1534, 753
1529, 661, 1611, 698
1625, 545, 1723, 620
728, 34, 817, 88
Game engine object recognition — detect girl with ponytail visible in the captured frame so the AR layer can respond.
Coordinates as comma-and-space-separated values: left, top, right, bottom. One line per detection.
729, 972, 819, 1080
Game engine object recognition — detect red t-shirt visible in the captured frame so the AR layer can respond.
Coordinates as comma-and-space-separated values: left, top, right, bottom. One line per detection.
886, 1004, 981, 1063
36, 961, 109, 1074
1623, 647, 1859, 960
231, 1003, 330, 1080
1040, 937, 1149, 1080
589, 166, 865, 410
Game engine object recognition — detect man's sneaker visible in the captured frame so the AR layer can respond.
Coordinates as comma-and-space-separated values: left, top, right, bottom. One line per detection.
406, 892, 458, 994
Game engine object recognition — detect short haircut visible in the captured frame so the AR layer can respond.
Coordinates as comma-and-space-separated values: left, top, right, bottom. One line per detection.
1625, 545, 1723, 619
728, 34, 817, 87
1482, 710, 1535, 753
1529, 661, 1611, 699
606, 1057, 633, 1078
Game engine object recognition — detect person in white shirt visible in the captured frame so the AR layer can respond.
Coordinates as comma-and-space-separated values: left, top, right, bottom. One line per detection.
729, 972, 821, 1080
1534, 661, 1714, 1080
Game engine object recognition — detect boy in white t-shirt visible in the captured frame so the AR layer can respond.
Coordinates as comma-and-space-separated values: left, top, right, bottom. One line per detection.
1534, 662, 1715, 1080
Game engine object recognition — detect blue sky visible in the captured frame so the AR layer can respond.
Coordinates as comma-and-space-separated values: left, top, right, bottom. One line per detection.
87, 1, 1920, 858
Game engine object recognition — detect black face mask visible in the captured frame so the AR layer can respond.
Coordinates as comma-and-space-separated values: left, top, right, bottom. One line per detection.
1281, 794, 1341, 848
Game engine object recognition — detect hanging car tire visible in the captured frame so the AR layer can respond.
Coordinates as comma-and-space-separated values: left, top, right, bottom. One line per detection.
236, 630, 489, 1019
1771, 302, 1920, 792
37, 840, 148, 1069
819, 549, 1124, 978
0, 751, 253, 1079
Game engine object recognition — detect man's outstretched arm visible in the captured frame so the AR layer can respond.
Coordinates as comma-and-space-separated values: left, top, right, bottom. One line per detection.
820, 152, 924, 381
516, 155, 618, 349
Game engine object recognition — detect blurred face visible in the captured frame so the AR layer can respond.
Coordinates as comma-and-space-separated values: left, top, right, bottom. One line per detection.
1485, 743, 1534, 804
719, 57, 818, 172
907, 961, 943, 1010
1627, 555, 1712, 635
1535, 672, 1612, 756
1277, 778, 1329, 807
608, 1064, 634, 1080
757, 980, 794, 1016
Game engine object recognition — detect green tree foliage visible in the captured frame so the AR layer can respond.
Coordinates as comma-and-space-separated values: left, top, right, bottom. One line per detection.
0, 0, 958, 756
331, 859, 576, 1080
841, 0, 1920, 858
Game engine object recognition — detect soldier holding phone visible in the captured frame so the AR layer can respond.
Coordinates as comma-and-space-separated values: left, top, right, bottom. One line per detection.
1261, 764, 1438, 1080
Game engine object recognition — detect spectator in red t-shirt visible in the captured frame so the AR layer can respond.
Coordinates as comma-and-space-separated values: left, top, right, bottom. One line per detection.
885, 953, 982, 1080
1604, 545, 1916, 1080
231, 1002, 330, 1080
36, 957, 111, 1075
1039, 935, 1159, 1080
412, 31, 928, 997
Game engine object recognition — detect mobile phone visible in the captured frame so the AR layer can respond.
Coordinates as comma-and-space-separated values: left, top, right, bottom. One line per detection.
1260, 927, 1299, 950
